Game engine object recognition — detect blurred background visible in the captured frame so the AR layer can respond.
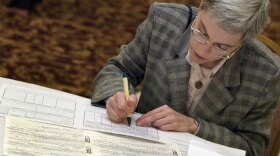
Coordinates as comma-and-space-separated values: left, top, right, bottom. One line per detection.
0, 0, 279, 99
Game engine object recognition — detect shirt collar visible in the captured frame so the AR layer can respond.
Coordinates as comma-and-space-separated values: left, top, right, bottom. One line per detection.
186, 50, 227, 78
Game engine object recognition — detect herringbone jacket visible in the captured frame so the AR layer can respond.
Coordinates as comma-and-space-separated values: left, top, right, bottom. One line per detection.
92, 3, 280, 156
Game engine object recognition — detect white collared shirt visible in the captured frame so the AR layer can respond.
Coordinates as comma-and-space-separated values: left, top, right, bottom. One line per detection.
186, 51, 227, 114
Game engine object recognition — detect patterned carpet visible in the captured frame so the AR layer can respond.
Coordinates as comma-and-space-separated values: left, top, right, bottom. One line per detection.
0, 0, 279, 98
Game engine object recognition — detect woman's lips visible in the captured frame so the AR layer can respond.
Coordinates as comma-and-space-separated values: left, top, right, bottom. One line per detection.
194, 49, 205, 60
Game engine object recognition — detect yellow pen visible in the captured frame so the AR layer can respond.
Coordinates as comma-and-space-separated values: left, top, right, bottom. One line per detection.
123, 72, 131, 126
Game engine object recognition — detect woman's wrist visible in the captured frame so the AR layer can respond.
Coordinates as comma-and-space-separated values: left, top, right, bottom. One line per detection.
192, 118, 200, 135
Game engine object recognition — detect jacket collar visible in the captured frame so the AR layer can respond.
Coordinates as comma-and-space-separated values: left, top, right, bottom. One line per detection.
164, 19, 193, 114
192, 49, 243, 118
164, 4, 243, 115
166, 28, 243, 116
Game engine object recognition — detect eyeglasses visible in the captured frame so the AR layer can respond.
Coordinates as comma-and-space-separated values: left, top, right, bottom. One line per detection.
191, 18, 241, 59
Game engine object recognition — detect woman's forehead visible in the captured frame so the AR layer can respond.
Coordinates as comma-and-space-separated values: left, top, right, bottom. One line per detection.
197, 10, 243, 46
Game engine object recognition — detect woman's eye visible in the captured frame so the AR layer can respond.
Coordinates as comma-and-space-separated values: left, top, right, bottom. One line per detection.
198, 27, 208, 36
219, 45, 228, 51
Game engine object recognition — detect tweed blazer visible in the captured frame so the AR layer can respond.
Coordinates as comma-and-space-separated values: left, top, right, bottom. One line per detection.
92, 3, 280, 156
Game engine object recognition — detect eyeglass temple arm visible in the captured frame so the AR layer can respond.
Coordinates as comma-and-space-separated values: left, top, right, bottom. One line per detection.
199, 0, 205, 9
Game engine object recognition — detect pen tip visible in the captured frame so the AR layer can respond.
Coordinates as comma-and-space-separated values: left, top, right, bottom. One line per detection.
123, 72, 128, 77
127, 117, 131, 126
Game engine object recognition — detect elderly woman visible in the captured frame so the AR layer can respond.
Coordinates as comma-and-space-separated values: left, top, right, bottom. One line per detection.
92, 0, 280, 155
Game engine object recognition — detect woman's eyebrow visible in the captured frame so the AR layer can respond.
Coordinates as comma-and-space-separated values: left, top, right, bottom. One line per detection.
201, 21, 235, 47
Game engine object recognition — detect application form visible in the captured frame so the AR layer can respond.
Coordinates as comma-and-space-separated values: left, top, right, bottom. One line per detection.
0, 81, 246, 156
3, 116, 182, 156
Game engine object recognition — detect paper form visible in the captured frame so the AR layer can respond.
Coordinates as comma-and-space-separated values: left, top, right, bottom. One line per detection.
0, 84, 87, 129
82, 105, 246, 156
85, 132, 181, 156
3, 116, 85, 156
3, 116, 182, 156
0, 83, 246, 156
83, 105, 160, 141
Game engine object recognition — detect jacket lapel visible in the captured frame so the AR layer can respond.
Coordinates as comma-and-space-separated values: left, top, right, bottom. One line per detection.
165, 57, 190, 114
192, 51, 242, 119
163, 11, 242, 117
164, 26, 192, 114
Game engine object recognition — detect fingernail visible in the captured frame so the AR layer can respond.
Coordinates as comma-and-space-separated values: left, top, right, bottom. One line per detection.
136, 121, 141, 126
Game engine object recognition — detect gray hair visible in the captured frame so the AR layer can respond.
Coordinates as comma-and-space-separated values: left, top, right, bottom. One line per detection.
200, 0, 271, 41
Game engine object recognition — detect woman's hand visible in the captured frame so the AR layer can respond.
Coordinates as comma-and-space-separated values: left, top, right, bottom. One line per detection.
136, 105, 197, 133
105, 92, 137, 123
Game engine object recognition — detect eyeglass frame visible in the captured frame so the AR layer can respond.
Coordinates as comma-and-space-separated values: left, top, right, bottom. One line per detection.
190, 15, 241, 59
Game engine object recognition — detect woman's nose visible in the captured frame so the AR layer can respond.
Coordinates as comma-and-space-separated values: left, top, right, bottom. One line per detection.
198, 41, 212, 53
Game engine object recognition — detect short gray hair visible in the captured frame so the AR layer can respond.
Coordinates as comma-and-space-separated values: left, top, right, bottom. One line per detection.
201, 0, 271, 41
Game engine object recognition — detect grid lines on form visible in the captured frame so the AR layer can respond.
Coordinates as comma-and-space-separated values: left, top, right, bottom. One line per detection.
0, 85, 77, 127
83, 111, 159, 140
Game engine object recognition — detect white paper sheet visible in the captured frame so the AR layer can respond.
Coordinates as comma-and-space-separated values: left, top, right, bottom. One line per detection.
187, 140, 246, 156
0, 81, 246, 156
3, 116, 182, 156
